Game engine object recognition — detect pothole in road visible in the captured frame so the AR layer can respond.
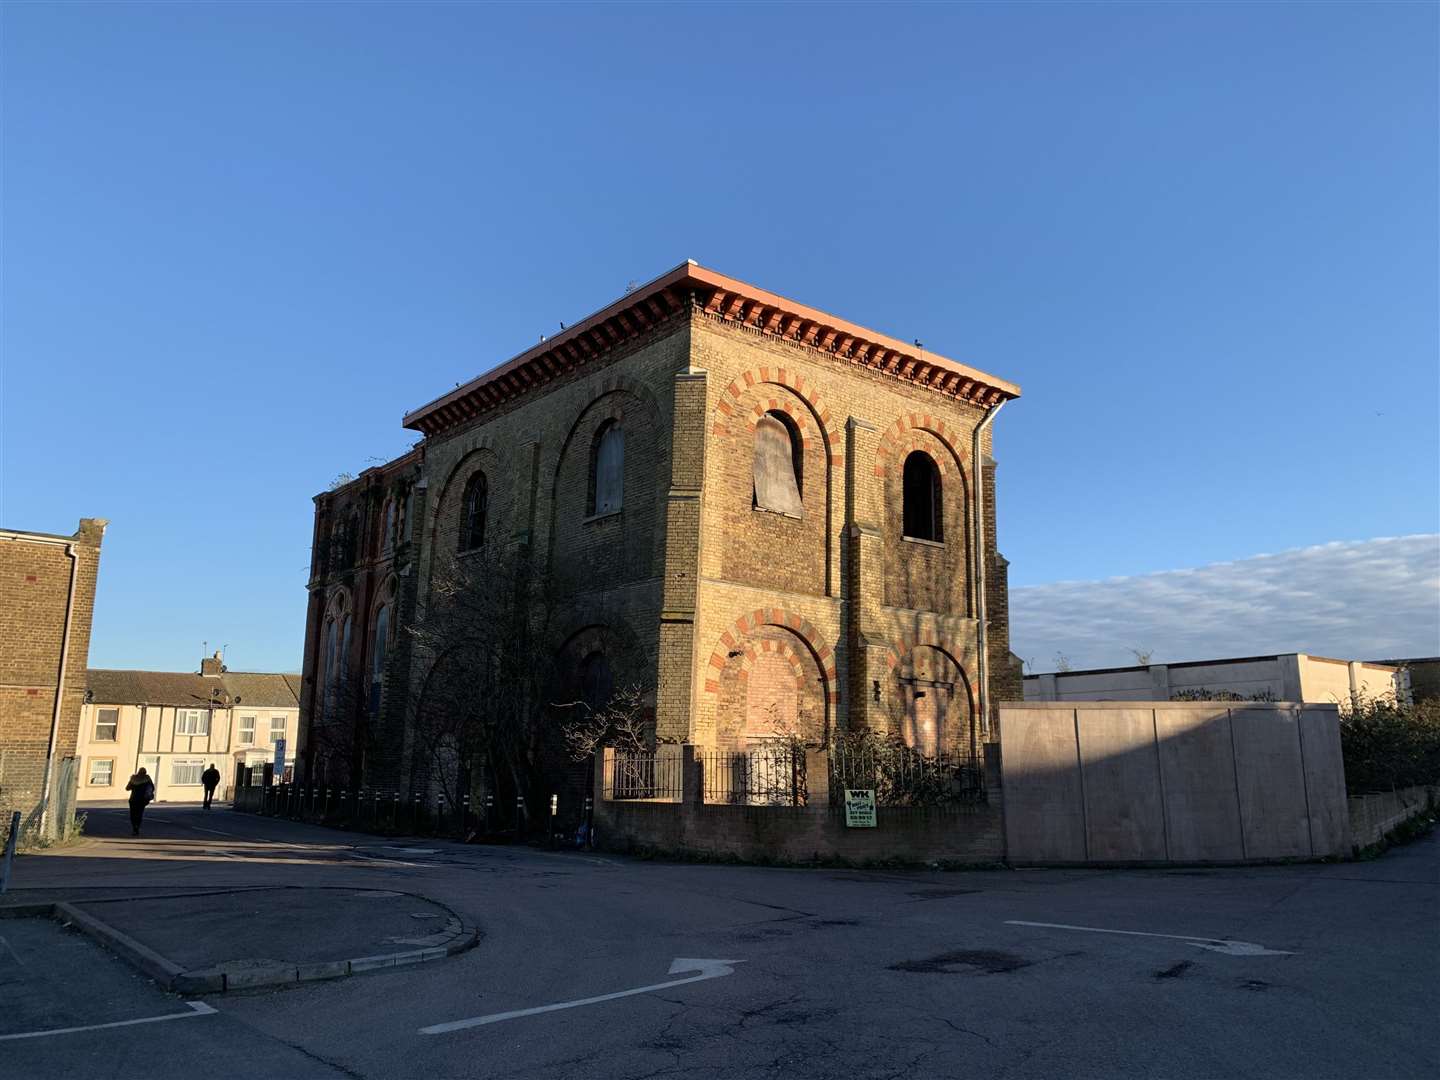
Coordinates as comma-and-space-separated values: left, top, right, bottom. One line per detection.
1154, 960, 1194, 980
889, 949, 1032, 975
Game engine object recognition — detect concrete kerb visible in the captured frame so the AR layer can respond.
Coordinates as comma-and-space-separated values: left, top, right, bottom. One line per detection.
0, 887, 480, 996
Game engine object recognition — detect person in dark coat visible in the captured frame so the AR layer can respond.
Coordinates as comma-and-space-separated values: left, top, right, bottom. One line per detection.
201, 764, 222, 809
125, 767, 155, 836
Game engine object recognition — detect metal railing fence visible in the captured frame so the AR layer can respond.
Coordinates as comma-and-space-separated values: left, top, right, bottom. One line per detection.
828, 742, 986, 808
701, 741, 807, 806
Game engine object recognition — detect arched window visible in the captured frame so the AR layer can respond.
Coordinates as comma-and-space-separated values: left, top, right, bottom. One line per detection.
460, 473, 488, 552
370, 604, 390, 714
339, 615, 352, 686
321, 618, 337, 716
753, 411, 803, 516
381, 498, 396, 553
902, 451, 943, 542
580, 651, 614, 711
591, 422, 624, 515
344, 513, 359, 567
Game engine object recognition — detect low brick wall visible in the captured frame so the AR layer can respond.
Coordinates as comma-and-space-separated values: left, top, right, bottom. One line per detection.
1348, 784, 1438, 849
591, 745, 1003, 865
593, 798, 1004, 865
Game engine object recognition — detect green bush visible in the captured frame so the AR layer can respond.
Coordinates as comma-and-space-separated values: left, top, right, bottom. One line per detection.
1340, 695, 1440, 795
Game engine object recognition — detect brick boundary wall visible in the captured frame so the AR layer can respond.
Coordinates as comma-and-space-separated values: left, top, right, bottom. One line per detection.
590, 745, 1003, 866
1348, 784, 1439, 849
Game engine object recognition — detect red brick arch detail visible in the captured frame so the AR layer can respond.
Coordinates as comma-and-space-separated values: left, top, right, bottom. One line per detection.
703, 608, 839, 705
874, 414, 971, 479
885, 636, 979, 708
711, 368, 844, 471
732, 636, 809, 692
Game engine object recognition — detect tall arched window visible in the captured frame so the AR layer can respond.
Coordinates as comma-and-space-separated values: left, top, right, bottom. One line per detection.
591, 422, 624, 515
321, 618, 337, 717
381, 498, 396, 553
370, 604, 390, 714
902, 451, 943, 542
460, 473, 488, 552
580, 651, 614, 711
339, 615, 353, 687
753, 411, 803, 516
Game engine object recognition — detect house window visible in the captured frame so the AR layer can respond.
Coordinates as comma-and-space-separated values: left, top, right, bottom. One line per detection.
591, 421, 624, 515
94, 708, 119, 742
238, 715, 256, 744
176, 709, 210, 736
460, 473, 488, 551
753, 412, 803, 516
172, 759, 204, 785
902, 451, 943, 542
270, 716, 287, 743
88, 759, 114, 786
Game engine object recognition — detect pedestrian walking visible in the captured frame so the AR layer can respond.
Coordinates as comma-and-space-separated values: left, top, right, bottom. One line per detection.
125, 767, 155, 836
201, 763, 222, 809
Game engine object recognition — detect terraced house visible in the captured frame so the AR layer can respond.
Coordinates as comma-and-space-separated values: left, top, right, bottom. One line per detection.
300, 263, 1022, 815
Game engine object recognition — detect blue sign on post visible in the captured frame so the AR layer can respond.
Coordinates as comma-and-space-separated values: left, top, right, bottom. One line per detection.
273, 737, 287, 779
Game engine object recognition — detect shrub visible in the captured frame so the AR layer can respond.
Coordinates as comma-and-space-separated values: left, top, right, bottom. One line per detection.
1340, 695, 1440, 795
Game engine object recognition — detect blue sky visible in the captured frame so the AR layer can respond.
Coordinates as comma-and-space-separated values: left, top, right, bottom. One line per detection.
3, 2, 1436, 673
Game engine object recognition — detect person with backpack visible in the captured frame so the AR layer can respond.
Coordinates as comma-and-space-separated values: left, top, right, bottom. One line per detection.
200, 763, 222, 809
125, 767, 155, 836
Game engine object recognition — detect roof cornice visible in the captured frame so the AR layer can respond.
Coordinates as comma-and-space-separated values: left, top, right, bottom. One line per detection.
403, 261, 1021, 437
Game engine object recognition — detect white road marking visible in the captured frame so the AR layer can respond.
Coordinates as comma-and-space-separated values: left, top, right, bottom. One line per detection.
1005, 920, 1293, 956
420, 958, 743, 1034
0, 1001, 217, 1042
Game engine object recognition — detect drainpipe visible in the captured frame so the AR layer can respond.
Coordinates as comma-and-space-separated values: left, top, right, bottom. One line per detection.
0, 532, 80, 837
971, 401, 1005, 742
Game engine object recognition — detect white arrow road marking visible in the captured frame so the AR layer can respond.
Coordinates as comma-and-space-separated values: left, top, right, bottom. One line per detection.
1005, 920, 1293, 956
419, 958, 743, 1035
0, 1001, 217, 1042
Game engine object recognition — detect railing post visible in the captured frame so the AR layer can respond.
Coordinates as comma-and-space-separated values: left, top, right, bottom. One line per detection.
599, 747, 615, 800
682, 744, 701, 806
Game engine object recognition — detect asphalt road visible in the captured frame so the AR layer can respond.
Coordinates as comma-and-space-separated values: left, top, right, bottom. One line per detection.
2, 803, 1436, 1079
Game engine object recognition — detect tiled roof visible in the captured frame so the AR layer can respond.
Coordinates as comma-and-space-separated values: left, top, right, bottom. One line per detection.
87, 669, 300, 709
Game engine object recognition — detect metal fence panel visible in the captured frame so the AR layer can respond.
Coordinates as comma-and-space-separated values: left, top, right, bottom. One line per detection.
702, 742, 806, 806
829, 743, 986, 807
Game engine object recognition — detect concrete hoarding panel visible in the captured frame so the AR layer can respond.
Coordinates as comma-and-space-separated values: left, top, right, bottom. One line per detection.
1230, 707, 1311, 859
1153, 706, 1245, 862
1298, 707, 1351, 856
1076, 708, 1167, 861
1000, 707, 1087, 863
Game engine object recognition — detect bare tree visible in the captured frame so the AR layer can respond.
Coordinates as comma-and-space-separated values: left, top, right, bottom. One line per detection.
1053, 652, 1073, 673
405, 544, 570, 813
557, 685, 655, 763
1130, 647, 1155, 666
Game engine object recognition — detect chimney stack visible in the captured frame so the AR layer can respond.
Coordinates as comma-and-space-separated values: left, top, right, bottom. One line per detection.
201, 649, 225, 677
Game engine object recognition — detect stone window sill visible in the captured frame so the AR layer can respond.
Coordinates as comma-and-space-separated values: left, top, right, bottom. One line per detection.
582, 509, 622, 525
901, 535, 945, 548
752, 505, 804, 522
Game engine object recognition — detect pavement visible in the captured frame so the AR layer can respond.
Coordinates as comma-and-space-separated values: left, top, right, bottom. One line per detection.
1, 802, 1436, 1079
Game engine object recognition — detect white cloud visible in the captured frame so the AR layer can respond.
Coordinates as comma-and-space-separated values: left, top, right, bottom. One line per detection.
1011, 535, 1440, 671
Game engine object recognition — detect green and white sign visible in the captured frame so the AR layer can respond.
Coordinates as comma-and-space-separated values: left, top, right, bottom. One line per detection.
843, 788, 876, 828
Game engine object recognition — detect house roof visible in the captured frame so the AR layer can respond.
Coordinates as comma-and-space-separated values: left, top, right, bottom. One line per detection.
87, 669, 300, 709
403, 261, 1021, 438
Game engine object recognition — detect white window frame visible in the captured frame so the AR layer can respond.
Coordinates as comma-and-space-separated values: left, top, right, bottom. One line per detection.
88, 758, 115, 786
269, 715, 287, 743
238, 714, 256, 744
175, 708, 210, 736
171, 759, 205, 786
94, 708, 119, 742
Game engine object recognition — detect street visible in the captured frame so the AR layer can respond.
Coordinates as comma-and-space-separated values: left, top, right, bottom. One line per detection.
2, 804, 1436, 1079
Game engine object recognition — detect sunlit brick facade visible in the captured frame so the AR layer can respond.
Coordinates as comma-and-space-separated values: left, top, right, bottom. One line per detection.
300, 263, 1021, 800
